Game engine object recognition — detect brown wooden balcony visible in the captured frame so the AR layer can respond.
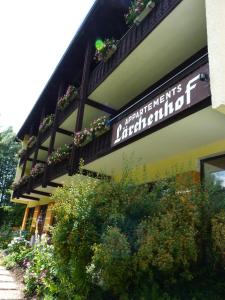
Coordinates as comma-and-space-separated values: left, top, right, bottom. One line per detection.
88, 0, 183, 95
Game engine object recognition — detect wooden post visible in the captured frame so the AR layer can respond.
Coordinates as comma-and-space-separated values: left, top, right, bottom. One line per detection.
69, 42, 93, 175
21, 153, 28, 177
27, 107, 46, 193
42, 82, 64, 187
21, 206, 30, 231
21, 126, 34, 178
30, 206, 40, 233
43, 203, 54, 233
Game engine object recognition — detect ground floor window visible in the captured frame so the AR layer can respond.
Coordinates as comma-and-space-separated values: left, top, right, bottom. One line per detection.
201, 154, 225, 187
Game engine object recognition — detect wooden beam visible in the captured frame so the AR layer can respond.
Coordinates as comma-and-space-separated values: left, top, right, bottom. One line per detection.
69, 41, 93, 175
86, 99, 117, 115
28, 107, 46, 194
31, 190, 52, 197
21, 152, 28, 177
39, 146, 48, 151
21, 195, 40, 201
56, 128, 74, 136
81, 169, 111, 180
47, 182, 63, 188
27, 158, 45, 164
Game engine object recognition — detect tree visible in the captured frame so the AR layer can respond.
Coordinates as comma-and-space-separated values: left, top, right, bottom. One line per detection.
0, 127, 20, 205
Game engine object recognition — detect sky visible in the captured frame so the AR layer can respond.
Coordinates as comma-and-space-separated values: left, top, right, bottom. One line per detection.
0, 0, 95, 133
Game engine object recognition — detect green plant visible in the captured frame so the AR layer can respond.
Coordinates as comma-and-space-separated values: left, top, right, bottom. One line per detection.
47, 144, 71, 165
49, 171, 225, 299
23, 239, 58, 298
57, 85, 78, 111
4, 236, 31, 269
0, 224, 14, 249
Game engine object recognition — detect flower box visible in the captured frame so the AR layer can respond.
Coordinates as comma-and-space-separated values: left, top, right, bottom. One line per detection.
47, 144, 71, 166
12, 175, 30, 191
94, 38, 118, 63
90, 116, 110, 138
39, 114, 55, 133
57, 85, 78, 112
30, 163, 45, 177
102, 45, 117, 62
18, 148, 26, 158
125, 0, 156, 26
134, 0, 155, 25
74, 129, 93, 148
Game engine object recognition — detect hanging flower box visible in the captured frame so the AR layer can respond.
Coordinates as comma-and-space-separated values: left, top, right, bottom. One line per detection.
90, 116, 110, 138
18, 148, 26, 158
94, 38, 118, 63
12, 175, 30, 191
125, 0, 156, 26
39, 114, 55, 133
57, 85, 78, 112
27, 136, 37, 148
30, 163, 45, 177
47, 144, 71, 166
74, 129, 93, 147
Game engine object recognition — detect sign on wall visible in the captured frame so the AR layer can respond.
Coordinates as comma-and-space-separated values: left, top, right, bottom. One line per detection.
111, 64, 210, 147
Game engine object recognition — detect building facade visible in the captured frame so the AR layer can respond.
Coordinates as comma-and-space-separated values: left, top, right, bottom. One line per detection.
12, 0, 225, 234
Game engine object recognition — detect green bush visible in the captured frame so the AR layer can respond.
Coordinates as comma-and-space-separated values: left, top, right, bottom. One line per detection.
0, 205, 25, 227
0, 224, 14, 249
50, 173, 225, 299
0, 205, 25, 249
23, 240, 58, 298
4, 236, 31, 269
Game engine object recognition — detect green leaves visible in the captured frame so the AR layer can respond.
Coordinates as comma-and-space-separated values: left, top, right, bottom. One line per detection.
0, 127, 20, 205
38, 174, 225, 298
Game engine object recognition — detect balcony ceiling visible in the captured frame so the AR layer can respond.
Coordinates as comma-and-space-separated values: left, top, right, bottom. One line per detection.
89, 0, 207, 109
84, 107, 225, 176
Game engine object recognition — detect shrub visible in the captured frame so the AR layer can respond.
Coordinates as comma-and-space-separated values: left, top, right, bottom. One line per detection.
23, 240, 58, 298
50, 172, 225, 299
0, 205, 25, 249
4, 236, 31, 269
0, 224, 14, 250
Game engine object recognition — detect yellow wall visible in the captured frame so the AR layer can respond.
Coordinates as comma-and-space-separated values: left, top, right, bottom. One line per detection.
206, 0, 225, 114
115, 139, 225, 183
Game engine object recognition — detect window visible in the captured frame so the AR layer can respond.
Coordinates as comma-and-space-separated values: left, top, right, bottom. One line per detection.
201, 155, 225, 187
